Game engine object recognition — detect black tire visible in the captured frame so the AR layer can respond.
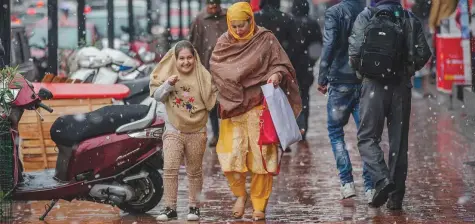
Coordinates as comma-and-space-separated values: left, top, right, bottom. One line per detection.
118, 166, 163, 214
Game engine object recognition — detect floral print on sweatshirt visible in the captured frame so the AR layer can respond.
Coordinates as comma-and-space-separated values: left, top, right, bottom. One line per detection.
171, 85, 198, 115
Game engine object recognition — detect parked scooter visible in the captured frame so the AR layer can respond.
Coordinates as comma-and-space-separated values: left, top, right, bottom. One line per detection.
69, 47, 156, 104
3, 73, 165, 220
69, 47, 155, 85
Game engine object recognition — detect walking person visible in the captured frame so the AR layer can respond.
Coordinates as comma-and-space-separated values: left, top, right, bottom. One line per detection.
210, 2, 302, 220
316, 0, 375, 202
189, 0, 228, 147
349, 0, 431, 209
150, 40, 217, 221
290, 0, 322, 144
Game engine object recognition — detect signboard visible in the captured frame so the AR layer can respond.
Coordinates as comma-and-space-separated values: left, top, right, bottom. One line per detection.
436, 35, 466, 93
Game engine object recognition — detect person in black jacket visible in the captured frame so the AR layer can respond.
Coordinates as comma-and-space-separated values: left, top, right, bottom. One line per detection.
254, 0, 296, 58
290, 0, 322, 143
316, 0, 374, 203
349, 0, 431, 210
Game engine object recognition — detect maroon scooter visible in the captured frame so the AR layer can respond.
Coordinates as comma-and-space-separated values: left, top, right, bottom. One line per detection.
3, 74, 164, 220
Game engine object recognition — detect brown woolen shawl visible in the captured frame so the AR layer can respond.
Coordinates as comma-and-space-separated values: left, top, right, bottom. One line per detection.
209, 26, 302, 119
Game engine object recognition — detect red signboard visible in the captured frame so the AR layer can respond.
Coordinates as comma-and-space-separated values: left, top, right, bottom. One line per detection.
436, 34, 466, 93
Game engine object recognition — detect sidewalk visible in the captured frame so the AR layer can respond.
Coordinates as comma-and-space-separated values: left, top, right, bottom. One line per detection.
14, 90, 475, 223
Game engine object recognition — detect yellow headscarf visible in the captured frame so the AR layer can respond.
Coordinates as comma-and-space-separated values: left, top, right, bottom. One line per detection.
226, 2, 255, 40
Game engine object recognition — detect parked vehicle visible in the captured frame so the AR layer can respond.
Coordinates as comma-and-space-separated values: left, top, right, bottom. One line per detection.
68, 47, 155, 105
2, 73, 164, 220
11, 24, 40, 82
69, 47, 154, 83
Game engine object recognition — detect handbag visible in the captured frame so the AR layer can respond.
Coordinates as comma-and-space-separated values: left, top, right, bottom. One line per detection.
258, 98, 279, 145
258, 98, 283, 176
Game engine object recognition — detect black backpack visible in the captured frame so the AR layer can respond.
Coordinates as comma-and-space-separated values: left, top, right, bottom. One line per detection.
359, 8, 405, 81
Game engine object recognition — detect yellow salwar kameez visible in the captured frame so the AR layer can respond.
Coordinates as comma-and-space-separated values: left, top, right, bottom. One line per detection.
210, 2, 302, 219
216, 105, 277, 211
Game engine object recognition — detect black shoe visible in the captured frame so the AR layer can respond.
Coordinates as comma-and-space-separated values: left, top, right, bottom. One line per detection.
208, 136, 218, 147
187, 207, 200, 221
156, 207, 178, 221
284, 147, 291, 153
371, 179, 395, 208
386, 200, 403, 210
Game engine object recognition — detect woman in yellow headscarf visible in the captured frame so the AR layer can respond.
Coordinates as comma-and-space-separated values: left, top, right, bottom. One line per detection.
210, 2, 302, 221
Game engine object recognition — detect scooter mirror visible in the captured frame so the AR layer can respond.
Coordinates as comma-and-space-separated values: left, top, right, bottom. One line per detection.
140, 52, 156, 63
38, 88, 53, 100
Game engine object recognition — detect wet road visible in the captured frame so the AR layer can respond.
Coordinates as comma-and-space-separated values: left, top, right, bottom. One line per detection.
14, 92, 475, 223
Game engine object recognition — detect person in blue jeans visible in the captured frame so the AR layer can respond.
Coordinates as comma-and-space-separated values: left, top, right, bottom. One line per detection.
316, 0, 374, 203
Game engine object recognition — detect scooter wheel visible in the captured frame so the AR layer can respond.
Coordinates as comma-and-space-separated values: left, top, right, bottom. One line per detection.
118, 166, 163, 214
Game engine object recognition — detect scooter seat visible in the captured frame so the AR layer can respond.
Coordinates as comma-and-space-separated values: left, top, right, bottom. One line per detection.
120, 76, 150, 98
50, 104, 150, 147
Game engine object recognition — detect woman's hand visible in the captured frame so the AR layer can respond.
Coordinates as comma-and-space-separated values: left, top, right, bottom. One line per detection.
267, 73, 282, 87
168, 75, 179, 86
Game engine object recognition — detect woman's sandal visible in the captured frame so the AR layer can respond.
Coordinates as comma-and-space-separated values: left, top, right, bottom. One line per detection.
232, 195, 248, 219
252, 210, 266, 221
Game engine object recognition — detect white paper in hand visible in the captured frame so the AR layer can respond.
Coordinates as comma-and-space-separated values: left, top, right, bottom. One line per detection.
261, 83, 302, 149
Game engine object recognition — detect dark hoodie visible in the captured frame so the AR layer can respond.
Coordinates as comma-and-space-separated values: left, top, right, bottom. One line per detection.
291, 0, 322, 89
254, 0, 296, 58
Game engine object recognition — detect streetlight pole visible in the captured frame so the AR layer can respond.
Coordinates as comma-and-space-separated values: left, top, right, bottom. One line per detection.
0, 0, 11, 67
78, 0, 86, 48
179, 0, 183, 40
128, 0, 135, 43
107, 0, 115, 48
147, 0, 153, 34
167, 0, 171, 41
47, 0, 58, 75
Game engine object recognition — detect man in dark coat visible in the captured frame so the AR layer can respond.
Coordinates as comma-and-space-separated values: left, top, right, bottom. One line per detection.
254, 0, 296, 58
189, 0, 227, 147
349, 0, 431, 209
316, 0, 374, 203
290, 0, 322, 143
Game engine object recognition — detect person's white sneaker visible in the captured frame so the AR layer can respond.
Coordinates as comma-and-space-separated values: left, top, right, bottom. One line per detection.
365, 189, 376, 204
340, 182, 357, 199
187, 207, 200, 221
156, 207, 177, 221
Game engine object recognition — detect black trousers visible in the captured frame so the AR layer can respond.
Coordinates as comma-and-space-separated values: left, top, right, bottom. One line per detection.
297, 86, 310, 140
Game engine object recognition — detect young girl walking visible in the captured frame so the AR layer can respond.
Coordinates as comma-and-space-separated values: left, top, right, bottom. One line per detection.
149, 40, 217, 221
